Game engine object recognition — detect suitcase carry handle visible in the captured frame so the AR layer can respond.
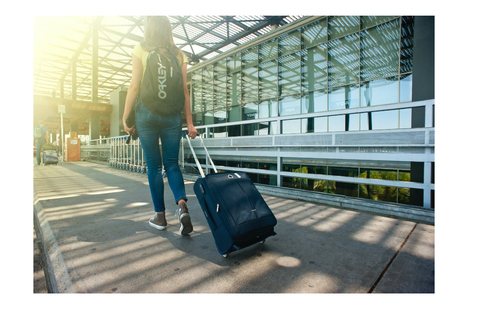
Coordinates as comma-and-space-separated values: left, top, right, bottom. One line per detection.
183, 134, 217, 178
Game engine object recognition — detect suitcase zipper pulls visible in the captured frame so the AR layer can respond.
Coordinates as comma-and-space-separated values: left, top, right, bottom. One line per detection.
216, 204, 220, 213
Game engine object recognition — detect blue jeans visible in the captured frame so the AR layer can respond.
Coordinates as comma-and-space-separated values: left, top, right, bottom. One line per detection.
135, 99, 187, 213
35, 139, 45, 165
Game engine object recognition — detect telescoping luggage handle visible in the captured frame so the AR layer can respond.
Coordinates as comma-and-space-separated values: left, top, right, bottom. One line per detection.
183, 134, 217, 178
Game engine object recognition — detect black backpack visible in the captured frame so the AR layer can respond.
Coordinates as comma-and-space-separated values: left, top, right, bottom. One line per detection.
140, 48, 185, 116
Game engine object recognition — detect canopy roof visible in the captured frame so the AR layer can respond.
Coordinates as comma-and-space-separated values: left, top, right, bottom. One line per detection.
33, 15, 304, 104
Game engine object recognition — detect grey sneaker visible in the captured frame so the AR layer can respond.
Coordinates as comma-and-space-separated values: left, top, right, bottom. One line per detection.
176, 202, 193, 235
149, 213, 167, 231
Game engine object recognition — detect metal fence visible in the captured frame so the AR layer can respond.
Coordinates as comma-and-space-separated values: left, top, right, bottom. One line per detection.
81, 99, 434, 213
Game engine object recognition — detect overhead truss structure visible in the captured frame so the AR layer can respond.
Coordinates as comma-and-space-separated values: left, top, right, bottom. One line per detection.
34, 15, 304, 104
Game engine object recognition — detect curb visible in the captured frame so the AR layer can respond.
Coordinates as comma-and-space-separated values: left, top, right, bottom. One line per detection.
33, 195, 76, 293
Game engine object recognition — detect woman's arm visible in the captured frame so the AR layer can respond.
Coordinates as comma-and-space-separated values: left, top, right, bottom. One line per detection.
123, 54, 143, 134
182, 63, 197, 139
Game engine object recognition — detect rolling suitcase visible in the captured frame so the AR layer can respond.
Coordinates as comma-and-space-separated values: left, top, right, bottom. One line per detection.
43, 150, 58, 165
41, 144, 59, 165
185, 135, 277, 257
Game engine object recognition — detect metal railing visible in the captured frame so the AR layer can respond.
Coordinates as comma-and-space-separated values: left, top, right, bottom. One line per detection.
81, 99, 434, 212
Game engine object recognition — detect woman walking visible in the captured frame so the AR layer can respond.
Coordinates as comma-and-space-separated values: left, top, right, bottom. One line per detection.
123, 16, 197, 235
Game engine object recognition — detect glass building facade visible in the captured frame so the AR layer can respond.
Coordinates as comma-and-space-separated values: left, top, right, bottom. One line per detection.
185, 16, 434, 209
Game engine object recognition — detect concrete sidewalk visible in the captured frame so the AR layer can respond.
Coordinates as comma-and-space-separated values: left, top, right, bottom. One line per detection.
33, 161, 434, 293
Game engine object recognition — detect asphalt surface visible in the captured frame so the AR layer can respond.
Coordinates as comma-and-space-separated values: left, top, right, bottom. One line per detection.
34, 161, 435, 294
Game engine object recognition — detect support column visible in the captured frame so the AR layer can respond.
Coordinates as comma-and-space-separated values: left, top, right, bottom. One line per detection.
91, 18, 99, 103
410, 16, 435, 208
90, 114, 100, 141
60, 81, 64, 99
89, 18, 100, 142
276, 155, 282, 187
109, 87, 128, 137
412, 16, 435, 102
70, 123, 78, 135
72, 60, 77, 100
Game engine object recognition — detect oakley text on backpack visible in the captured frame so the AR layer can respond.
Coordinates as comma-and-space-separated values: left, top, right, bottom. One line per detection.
140, 48, 185, 115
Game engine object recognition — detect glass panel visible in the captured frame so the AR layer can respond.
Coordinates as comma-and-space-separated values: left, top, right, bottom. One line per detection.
282, 119, 301, 134
279, 53, 301, 97
360, 168, 398, 181
346, 113, 360, 131
279, 95, 301, 116
191, 72, 203, 115
328, 84, 359, 110
283, 162, 300, 172
360, 112, 369, 131
313, 116, 328, 132
310, 180, 332, 192
360, 19, 400, 81
259, 99, 278, 118
243, 66, 258, 103
227, 105, 241, 122
216, 75, 227, 108
360, 184, 398, 203
259, 39, 278, 62
400, 16, 414, 74
304, 164, 327, 174
279, 30, 301, 56
257, 122, 271, 135
204, 79, 214, 125
332, 181, 359, 197
243, 46, 258, 68
301, 118, 308, 133
204, 108, 214, 125
227, 124, 241, 137
361, 16, 398, 29
302, 18, 328, 48
302, 90, 327, 113
204, 65, 214, 82
229, 72, 241, 107
204, 82, 214, 110
243, 102, 258, 120
192, 112, 203, 126
398, 188, 410, 204
328, 33, 360, 87
242, 123, 257, 136
215, 59, 227, 78
371, 110, 399, 130
213, 126, 227, 138
399, 73, 412, 102
301, 45, 328, 92
263, 174, 277, 186
269, 120, 278, 135
227, 53, 242, 73
328, 115, 345, 132
259, 60, 278, 103
399, 170, 411, 181
328, 87, 347, 110
329, 166, 359, 177
227, 160, 241, 168
360, 77, 399, 107
328, 16, 360, 40
282, 176, 300, 189
399, 108, 411, 128
214, 106, 227, 124
243, 161, 258, 169
226, 72, 232, 107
